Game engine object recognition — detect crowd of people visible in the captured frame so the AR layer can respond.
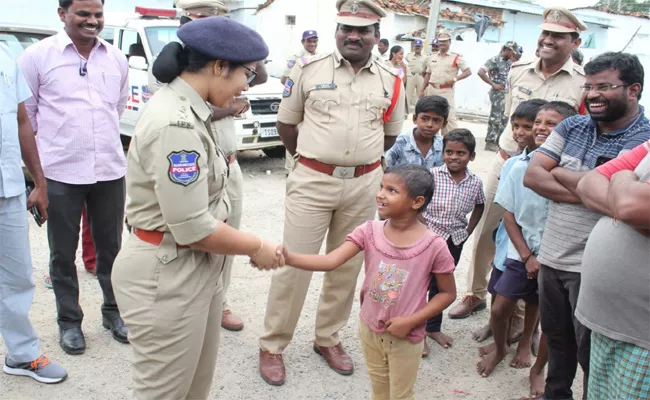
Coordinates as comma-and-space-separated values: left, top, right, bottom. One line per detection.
0, 0, 648, 399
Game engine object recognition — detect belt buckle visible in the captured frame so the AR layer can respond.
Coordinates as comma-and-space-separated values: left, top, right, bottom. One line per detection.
332, 166, 356, 179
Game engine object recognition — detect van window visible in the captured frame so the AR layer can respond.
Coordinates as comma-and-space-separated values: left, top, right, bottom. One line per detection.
144, 26, 179, 57
0, 31, 48, 58
98, 28, 114, 45
120, 29, 146, 60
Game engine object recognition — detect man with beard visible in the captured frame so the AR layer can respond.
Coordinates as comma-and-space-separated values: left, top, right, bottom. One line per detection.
18, 0, 129, 354
259, 0, 405, 386
449, 8, 587, 327
524, 52, 650, 400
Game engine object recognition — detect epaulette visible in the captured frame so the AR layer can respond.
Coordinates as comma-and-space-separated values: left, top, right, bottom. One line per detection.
376, 61, 401, 78
573, 63, 586, 76
297, 52, 331, 68
169, 104, 194, 129
511, 58, 535, 68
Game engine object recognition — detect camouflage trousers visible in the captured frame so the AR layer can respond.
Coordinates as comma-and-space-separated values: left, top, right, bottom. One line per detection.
486, 89, 507, 144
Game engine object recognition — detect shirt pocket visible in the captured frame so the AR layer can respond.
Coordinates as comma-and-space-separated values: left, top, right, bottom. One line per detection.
97, 73, 123, 106
308, 90, 340, 124
366, 94, 390, 130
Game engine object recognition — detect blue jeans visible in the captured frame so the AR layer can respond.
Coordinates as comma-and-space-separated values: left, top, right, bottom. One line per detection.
0, 192, 41, 362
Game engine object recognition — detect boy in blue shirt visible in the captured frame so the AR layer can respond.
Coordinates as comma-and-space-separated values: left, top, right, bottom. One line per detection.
385, 96, 448, 169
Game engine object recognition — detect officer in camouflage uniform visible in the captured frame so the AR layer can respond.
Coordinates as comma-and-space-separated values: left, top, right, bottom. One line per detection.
478, 41, 520, 151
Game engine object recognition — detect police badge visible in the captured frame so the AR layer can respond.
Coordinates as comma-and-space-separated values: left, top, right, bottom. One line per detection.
167, 151, 201, 186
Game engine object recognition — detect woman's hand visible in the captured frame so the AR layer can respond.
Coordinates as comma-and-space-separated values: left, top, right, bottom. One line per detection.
250, 240, 285, 270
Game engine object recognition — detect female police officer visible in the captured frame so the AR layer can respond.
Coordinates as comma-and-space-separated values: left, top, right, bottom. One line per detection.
112, 17, 282, 399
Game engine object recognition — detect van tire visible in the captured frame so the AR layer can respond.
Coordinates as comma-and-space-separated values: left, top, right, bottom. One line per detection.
262, 146, 286, 158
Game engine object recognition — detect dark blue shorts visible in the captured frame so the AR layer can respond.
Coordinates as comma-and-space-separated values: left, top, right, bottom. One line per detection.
487, 266, 503, 297
494, 258, 539, 305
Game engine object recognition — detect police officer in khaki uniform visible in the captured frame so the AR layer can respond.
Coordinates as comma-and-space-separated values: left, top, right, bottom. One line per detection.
451, 8, 587, 323
420, 30, 471, 135
259, 0, 406, 386
112, 17, 282, 399
404, 38, 425, 111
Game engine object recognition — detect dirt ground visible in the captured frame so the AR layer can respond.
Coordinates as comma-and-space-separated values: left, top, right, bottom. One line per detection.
1, 120, 583, 400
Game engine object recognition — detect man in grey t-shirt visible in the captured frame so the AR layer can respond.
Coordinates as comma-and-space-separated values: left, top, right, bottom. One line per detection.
524, 52, 650, 400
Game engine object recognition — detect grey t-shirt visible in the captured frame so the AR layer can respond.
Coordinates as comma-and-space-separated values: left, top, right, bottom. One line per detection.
576, 147, 650, 350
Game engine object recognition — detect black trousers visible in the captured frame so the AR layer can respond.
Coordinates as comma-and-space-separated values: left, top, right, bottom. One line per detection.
426, 237, 463, 333
47, 178, 125, 329
539, 264, 591, 400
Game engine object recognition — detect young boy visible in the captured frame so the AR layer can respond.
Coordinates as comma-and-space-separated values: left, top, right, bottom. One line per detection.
477, 102, 577, 382
385, 96, 449, 169
422, 129, 485, 354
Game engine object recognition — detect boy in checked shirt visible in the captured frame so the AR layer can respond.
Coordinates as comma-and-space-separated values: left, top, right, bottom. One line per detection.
421, 129, 485, 355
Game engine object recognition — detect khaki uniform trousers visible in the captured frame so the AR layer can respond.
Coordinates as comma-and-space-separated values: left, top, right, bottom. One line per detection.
359, 322, 423, 400
113, 233, 226, 400
424, 86, 457, 136
221, 161, 243, 310
465, 152, 525, 317
405, 74, 424, 111
260, 162, 382, 353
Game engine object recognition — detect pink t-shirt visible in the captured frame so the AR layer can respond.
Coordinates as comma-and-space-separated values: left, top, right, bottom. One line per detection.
347, 220, 455, 343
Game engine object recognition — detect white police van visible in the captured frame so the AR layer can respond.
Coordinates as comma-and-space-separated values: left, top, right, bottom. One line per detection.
101, 6, 285, 157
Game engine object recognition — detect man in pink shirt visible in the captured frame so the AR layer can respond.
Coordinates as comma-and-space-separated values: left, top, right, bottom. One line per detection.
18, 0, 129, 355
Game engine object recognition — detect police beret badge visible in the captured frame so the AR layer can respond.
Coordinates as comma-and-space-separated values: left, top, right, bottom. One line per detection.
168, 150, 200, 186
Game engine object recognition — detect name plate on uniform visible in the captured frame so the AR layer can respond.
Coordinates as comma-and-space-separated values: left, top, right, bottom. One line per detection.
260, 127, 279, 138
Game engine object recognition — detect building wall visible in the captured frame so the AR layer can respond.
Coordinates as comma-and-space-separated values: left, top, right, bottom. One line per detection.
573, 9, 650, 55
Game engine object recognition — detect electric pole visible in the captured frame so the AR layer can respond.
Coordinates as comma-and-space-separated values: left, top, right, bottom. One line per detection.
426, 0, 442, 42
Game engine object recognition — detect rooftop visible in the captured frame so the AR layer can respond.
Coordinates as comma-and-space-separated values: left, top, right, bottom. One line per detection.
571, 6, 650, 20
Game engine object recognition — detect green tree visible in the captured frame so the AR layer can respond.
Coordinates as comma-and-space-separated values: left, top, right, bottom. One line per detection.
596, 0, 650, 13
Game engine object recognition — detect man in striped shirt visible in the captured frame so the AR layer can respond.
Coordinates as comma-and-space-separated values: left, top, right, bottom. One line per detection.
524, 52, 650, 400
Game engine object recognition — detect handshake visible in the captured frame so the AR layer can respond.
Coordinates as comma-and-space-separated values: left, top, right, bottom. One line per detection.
249, 240, 287, 271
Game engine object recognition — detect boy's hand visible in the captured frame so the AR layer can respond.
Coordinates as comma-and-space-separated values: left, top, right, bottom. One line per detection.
385, 316, 415, 339
525, 255, 541, 279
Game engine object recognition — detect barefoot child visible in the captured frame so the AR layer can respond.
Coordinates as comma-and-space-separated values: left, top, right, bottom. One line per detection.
477, 101, 577, 381
285, 165, 457, 400
422, 129, 485, 354
385, 96, 449, 169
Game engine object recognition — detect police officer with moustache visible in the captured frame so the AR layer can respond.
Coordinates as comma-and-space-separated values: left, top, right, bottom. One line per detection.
420, 30, 472, 136
259, 0, 406, 386
479, 41, 520, 151
404, 38, 426, 111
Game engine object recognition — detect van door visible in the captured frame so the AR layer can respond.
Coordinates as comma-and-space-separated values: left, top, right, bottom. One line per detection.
118, 28, 149, 134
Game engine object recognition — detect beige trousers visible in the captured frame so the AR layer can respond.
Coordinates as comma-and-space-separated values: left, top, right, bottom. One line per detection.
405, 74, 424, 111
424, 87, 457, 136
222, 161, 243, 311
358, 322, 423, 400
259, 163, 382, 353
113, 233, 226, 400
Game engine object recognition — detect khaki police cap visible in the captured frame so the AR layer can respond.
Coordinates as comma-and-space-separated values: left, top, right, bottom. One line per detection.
437, 30, 452, 42
175, 0, 229, 17
539, 7, 588, 34
335, 0, 386, 27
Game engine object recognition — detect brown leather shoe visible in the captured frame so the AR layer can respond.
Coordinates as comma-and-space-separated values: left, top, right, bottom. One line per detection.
313, 343, 354, 375
448, 295, 487, 319
259, 350, 285, 386
221, 310, 244, 331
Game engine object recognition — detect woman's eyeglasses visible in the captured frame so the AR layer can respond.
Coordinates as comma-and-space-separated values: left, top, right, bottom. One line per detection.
241, 65, 257, 85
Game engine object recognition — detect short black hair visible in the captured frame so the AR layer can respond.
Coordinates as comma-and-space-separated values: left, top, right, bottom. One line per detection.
571, 49, 584, 65
584, 52, 644, 99
380, 38, 389, 46
415, 95, 449, 120
570, 32, 580, 42
59, 0, 104, 10
383, 165, 434, 211
443, 128, 476, 153
512, 99, 548, 123
539, 101, 577, 120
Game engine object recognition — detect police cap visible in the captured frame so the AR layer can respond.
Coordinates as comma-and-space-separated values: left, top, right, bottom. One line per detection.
437, 30, 452, 42
414, 39, 423, 47
335, 0, 386, 27
177, 16, 269, 63
539, 7, 588, 34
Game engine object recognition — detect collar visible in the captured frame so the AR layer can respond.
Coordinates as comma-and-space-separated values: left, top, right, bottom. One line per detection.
521, 147, 537, 161
532, 55, 575, 77
587, 105, 646, 137
169, 78, 212, 122
56, 30, 104, 54
333, 48, 377, 74
408, 129, 440, 153
437, 163, 472, 182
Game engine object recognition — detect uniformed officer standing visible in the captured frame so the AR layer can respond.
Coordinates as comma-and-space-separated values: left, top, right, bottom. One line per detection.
259, 0, 406, 386
112, 17, 283, 399
420, 30, 472, 135
404, 38, 426, 111
478, 41, 520, 151
450, 7, 587, 321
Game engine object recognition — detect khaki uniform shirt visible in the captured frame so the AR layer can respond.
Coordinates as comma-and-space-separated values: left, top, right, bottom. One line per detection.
499, 56, 586, 154
424, 51, 468, 85
405, 52, 426, 75
125, 78, 230, 245
282, 48, 316, 78
278, 50, 406, 167
212, 116, 237, 157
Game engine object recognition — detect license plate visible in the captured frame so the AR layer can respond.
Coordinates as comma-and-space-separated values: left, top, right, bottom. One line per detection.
260, 127, 279, 138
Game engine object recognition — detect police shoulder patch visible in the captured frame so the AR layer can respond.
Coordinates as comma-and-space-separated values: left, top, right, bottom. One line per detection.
167, 150, 200, 186
283, 78, 294, 98
287, 59, 296, 69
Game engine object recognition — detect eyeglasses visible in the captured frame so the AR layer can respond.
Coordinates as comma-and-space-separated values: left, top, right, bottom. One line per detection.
580, 83, 630, 93
241, 65, 257, 84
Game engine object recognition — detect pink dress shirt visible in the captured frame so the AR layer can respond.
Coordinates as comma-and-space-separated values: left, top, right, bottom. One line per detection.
18, 30, 129, 184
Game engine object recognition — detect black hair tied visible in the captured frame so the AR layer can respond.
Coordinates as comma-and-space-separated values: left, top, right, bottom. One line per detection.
152, 42, 189, 84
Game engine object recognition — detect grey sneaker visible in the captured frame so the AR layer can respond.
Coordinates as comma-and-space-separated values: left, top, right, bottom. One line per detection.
3, 355, 68, 384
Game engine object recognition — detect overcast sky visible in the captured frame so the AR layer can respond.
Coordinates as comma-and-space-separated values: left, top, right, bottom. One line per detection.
537, 0, 599, 8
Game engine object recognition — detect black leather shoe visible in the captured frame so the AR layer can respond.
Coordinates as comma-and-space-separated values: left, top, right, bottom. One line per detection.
102, 315, 129, 344
60, 327, 86, 355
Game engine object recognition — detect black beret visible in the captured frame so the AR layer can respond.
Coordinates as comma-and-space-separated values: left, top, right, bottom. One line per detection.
177, 16, 269, 63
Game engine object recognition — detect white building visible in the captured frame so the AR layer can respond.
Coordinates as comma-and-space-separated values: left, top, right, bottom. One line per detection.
571, 6, 650, 55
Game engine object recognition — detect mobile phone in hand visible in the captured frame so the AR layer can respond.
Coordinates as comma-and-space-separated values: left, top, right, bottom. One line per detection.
25, 187, 44, 227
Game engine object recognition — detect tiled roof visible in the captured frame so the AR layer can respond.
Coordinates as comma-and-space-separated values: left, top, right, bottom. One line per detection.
256, 0, 275, 11
572, 6, 650, 20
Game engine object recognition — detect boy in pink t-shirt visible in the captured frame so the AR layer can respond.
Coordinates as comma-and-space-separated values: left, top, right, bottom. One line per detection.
285, 165, 456, 400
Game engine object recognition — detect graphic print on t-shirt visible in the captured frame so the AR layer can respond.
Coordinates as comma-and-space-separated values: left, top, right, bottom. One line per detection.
370, 260, 409, 308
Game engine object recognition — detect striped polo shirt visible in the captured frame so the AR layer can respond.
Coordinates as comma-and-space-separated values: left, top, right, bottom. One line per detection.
537, 109, 650, 273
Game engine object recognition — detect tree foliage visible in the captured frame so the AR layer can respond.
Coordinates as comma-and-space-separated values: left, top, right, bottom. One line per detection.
595, 0, 650, 13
